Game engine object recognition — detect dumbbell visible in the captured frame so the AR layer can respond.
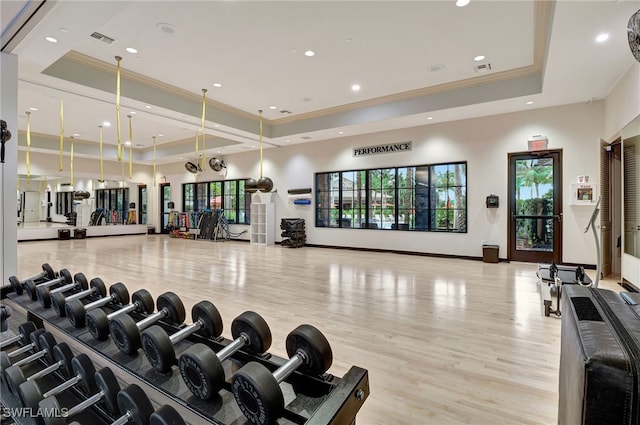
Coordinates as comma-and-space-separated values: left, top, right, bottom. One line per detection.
66, 283, 130, 328
51, 277, 107, 317
0, 321, 37, 349
38, 367, 120, 425
8, 263, 56, 296
179, 311, 272, 400
24, 269, 73, 301
141, 301, 223, 373
19, 353, 96, 409
38, 272, 88, 309
150, 405, 186, 425
1, 331, 55, 377
5, 342, 74, 396
231, 324, 333, 425
86, 289, 154, 340
0, 329, 48, 371
109, 292, 185, 355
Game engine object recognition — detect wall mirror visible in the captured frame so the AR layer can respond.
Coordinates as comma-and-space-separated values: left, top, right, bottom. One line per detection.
623, 114, 640, 258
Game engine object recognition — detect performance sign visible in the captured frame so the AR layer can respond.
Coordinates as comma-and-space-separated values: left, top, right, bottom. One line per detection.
353, 141, 412, 157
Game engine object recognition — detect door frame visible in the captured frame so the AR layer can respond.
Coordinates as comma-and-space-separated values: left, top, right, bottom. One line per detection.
159, 183, 171, 234
507, 149, 563, 263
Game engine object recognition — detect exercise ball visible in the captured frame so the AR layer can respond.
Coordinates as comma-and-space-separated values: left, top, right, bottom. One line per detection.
245, 178, 258, 193
257, 177, 273, 193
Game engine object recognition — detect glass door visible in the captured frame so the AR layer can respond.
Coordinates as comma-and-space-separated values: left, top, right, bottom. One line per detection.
160, 183, 171, 234
138, 185, 147, 225
508, 151, 563, 263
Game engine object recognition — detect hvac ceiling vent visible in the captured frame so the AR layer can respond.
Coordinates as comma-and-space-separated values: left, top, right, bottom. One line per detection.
473, 63, 492, 73
90, 32, 115, 44
301, 136, 313, 140
279, 110, 292, 114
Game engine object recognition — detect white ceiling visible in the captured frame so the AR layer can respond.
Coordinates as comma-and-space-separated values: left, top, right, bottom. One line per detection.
1, 0, 638, 165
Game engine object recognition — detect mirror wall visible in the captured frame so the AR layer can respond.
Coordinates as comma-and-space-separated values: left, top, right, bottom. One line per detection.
623, 114, 640, 258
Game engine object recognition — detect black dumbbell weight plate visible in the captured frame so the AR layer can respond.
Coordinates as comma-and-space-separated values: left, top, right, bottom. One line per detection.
117, 384, 154, 425
66, 299, 87, 328
132, 289, 155, 314
232, 362, 283, 425
94, 367, 121, 416
86, 309, 109, 340
109, 315, 141, 355
285, 324, 333, 376
9, 276, 23, 295
140, 326, 174, 373
4, 331, 57, 392
232, 311, 272, 354
42, 263, 56, 280
17, 322, 37, 344
38, 396, 67, 425
109, 282, 130, 305
0, 329, 47, 372
178, 343, 225, 400
156, 292, 186, 325
192, 301, 223, 338
150, 405, 186, 425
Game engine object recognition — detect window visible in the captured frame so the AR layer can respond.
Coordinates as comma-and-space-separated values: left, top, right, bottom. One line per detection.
315, 162, 467, 232
182, 179, 250, 224
95, 188, 129, 224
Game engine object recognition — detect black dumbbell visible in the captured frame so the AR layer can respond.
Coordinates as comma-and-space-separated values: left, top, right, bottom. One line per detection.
109, 292, 185, 355
109, 384, 154, 425
38, 272, 88, 309
39, 367, 120, 425
1, 331, 56, 378
0, 321, 37, 349
19, 353, 96, 409
179, 311, 272, 400
232, 324, 333, 425
51, 277, 107, 317
86, 289, 155, 340
66, 283, 130, 328
0, 329, 47, 371
24, 269, 73, 301
141, 301, 222, 374
5, 342, 74, 397
150, 405, 186, 425
8, 263, 56, 296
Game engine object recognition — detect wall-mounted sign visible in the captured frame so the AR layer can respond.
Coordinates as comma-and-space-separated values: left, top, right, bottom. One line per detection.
353, 141, 412, 157
528, 135, 548, 151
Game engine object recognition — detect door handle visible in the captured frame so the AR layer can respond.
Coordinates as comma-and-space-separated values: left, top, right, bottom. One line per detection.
601, 225, 608, 230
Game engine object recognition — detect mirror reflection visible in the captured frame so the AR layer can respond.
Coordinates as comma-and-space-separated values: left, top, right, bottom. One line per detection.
622, 115, 640, 258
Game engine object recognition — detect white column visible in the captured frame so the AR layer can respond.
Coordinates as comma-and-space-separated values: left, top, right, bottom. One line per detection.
0, 52, 18, 286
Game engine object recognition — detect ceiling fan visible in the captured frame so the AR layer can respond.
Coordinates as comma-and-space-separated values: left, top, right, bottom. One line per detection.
185, 160, 202, 174
208, 157, 227, 176
629, 9, 640, 63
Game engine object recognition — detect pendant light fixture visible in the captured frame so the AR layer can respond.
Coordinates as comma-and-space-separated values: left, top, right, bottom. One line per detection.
246, 110, 273, 193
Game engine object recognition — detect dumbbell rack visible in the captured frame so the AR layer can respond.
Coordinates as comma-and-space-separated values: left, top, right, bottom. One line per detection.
1, 288, 369, 425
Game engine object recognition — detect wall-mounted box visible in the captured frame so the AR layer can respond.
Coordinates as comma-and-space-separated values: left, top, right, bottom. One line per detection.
570, 183, 598, 206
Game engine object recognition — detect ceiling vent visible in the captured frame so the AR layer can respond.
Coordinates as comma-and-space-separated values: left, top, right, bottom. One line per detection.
301, 136, 312, 140
279, 110, 292, 114
473, 63, 492, 73
89, 32, 115, 44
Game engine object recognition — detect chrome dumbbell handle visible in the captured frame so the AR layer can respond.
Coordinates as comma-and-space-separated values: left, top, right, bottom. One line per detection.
272, 351, 306, 384
106, 303, 137, 320
169, 319, 203, 345
28, 360, 63, 381
12, 348, 46, 368
216, 334, 248, 362
43, 374, 81, 398
136, 309, 168, 330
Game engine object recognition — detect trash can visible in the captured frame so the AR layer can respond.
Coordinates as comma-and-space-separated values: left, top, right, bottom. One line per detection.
73, 228, 87, 239
482, 244, 499, 263
58, 229, 71, 240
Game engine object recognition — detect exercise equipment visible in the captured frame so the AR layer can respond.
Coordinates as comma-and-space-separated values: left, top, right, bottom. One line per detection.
5, 342, 73, 396
51, 277, 107, 317
537, 262, 593, 317
8, 263, 56, 296
110, 384, 154, 425
39, 367, 120, 425
85, 289, 154, 340
1, 331, 55, 374
24, 269, 73, 301
232, 324, 333, 425
150, 405, 186, 425
66, 283, 130, 328
141, 300, 223, 373
179, 311, 272, 400
109, 292, 185, 355
0, 321, 37, 349
19, 353, 96, 409
38, 272, 88, 309
0, 329, 47, 371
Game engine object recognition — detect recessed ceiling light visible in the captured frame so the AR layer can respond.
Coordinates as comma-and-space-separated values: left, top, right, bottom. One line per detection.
214, 124, 219, 128
156, 23, 177, 35
45, 36, 58, 43
129, 111, 136, 115
158, 133, 164, 137
351, 84, 361, 92
59, 28, 69, 33
126, 47, 138, 54
73, 133, 80, 137
102, 121, 111, 127
429, 64, 445, 72
29, 107, 38, 111
456, 0, 470, 7
346, 38, 352, 43
269, 106, 277, 110
213, 82, 222, 88
144, 105, 152, 109
526, 101, 535, 105
474, 55, 485, 61
286, 139, 291, 143
124, 141, 131, 146
338, 131, 344, 135
251, 145, 256, 148
427, 117, 433, 120
595, 33, 609, 43
304, 50, 315, 57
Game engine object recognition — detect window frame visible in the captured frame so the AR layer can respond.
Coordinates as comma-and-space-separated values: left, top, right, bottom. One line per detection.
182, 179, 251, 225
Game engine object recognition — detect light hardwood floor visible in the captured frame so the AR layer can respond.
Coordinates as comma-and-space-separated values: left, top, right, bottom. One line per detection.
13, 235, 621, 425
